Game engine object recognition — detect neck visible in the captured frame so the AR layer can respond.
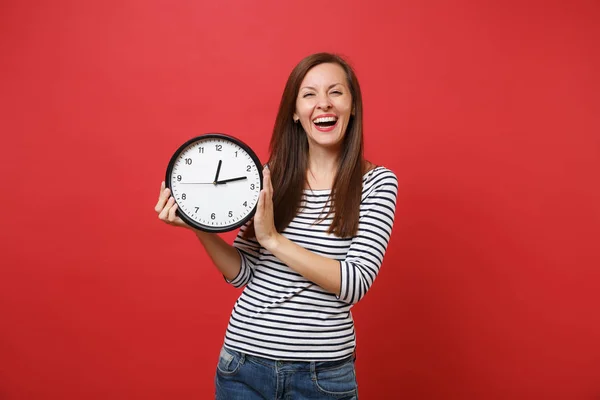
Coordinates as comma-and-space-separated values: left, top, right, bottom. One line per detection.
306, 145, 340, 189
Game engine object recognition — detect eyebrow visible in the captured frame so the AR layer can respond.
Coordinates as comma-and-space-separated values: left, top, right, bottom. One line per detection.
300, 83, 345, 91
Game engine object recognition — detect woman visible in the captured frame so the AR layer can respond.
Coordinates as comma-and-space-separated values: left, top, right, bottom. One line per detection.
155, 52, 398, 399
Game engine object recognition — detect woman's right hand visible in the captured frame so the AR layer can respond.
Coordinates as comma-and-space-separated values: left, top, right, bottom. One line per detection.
155, 181, 193, 230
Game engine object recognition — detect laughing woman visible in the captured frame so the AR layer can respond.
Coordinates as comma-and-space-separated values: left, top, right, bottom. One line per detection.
155, 52, 398, 400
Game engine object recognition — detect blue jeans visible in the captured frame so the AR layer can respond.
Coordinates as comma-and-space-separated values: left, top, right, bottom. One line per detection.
215, 346, 358, 399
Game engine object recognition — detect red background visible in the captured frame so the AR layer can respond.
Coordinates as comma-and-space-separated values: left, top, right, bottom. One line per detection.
1, 0, 599, 399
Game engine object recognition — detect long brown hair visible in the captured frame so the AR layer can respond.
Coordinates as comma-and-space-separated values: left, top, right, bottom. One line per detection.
248, 52, 366, 238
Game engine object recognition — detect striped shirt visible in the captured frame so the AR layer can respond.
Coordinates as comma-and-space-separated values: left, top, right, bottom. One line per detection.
223, 166, 398, 361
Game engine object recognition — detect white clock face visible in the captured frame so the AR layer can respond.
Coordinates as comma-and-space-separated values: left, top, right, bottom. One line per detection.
166, 135, 262, 232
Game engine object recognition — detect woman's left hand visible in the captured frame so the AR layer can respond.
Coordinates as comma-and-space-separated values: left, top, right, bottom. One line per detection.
253, 166, 280, 251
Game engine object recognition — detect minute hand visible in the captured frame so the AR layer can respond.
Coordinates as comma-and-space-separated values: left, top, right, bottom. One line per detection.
216, 176, 248, 184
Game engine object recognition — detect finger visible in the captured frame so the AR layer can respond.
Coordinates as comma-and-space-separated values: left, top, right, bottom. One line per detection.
158, 196, 176, 221
263, 167, 272, 197
265, 188, 274, 216
168, 202, 179, 223
256, 190, 265, 217
155, 185, 171, 212
158, 181, 167, 198
262, 170, 274, 210
266, 168, 273, 194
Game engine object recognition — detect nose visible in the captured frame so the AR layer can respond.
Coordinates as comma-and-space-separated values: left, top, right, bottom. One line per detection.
316, 94, 332, 110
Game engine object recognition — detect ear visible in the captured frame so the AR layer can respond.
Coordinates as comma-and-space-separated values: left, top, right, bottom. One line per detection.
293, 113, 299, 123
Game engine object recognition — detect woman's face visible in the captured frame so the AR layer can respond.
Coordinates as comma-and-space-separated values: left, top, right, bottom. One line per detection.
294, 63, 353, 151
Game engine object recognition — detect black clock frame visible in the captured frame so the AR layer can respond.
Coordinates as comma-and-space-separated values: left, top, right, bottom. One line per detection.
165, 133, 263, 233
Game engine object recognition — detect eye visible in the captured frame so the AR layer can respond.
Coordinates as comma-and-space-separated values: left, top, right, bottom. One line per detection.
331, 90, 343, 95
302, 92, 315, 98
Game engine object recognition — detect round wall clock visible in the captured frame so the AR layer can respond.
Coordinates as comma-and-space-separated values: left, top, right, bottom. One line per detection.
165, 133, 263, 232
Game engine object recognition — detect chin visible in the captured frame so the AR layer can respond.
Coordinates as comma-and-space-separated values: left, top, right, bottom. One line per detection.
311, 138, 344, 150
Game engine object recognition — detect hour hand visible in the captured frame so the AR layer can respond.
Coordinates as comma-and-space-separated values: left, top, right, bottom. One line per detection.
215, 176, 247, 184
213, 160, 222, 184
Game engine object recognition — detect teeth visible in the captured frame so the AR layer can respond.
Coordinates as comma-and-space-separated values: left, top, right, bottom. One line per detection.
313, 116, 337, 123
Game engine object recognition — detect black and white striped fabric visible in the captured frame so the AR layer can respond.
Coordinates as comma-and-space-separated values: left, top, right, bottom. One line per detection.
223, 167, 398, 361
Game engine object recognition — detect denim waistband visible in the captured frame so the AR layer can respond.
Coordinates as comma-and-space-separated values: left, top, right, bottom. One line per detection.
223, 346, 356, 372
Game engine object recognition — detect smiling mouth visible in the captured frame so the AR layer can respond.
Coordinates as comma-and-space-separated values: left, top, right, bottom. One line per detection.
312, 116, 338, 131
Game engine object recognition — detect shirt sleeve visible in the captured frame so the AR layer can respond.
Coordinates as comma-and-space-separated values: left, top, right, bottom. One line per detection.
338, 169, 398, 304
226, 221, 262, 288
